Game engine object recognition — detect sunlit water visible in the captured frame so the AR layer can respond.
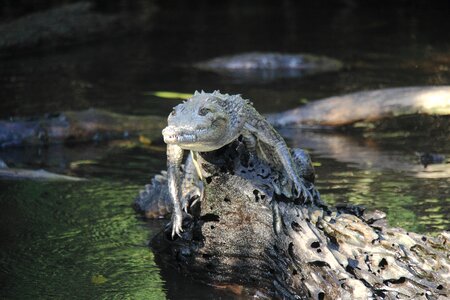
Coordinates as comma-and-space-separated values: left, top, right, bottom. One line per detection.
0, 1, 449, 299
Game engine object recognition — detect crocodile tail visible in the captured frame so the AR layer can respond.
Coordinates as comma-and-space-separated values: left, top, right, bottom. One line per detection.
134, 171, 172, 219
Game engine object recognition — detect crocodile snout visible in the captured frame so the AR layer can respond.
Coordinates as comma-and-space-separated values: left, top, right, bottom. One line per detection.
162, 126, 198, 144
162, 126, 177, 144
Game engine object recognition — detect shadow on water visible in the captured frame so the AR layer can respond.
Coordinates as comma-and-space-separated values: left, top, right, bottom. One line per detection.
0, 0, 449, 299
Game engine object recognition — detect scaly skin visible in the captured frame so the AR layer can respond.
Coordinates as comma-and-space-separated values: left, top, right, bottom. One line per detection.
134, 147, 317, 220
162, 91, 314, 237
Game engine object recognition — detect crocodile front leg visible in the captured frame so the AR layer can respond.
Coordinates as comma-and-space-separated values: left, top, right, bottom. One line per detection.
167, 143, 184, 237
271, 139, 313, 201
180, 152, 203, 212
244, 114, 313, 202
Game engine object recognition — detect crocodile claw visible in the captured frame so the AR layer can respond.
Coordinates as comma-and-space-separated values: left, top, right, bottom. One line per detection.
169, 209, 183, 238
309, 185, 320, 200
181, 198, 190, 213
293, 177, 314, 203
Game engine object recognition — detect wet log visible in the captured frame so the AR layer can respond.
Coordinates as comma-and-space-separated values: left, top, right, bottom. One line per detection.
0, 168, 84, 181
194, 52, 343, 82
267, 86, 450, 128
0, 108, 165, 147
148, 143, 449, 299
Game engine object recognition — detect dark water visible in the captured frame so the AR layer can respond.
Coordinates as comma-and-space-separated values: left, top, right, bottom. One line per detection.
0, 1, 449, 299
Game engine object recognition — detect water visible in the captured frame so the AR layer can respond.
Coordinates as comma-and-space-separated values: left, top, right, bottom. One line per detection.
0, 181, 166, 299
0, 1, 449, 299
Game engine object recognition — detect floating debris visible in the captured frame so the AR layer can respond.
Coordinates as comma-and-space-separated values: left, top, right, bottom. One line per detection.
144, 91, 192, 100
416, 152, 446, 168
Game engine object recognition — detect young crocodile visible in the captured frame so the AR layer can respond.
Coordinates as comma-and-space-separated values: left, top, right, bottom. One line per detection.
162, 91, 314, 237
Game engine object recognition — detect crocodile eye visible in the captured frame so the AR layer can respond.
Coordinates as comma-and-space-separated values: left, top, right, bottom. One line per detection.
198, 107, 211, 116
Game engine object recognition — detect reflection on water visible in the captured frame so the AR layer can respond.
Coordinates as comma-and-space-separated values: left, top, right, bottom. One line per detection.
0, 1, 449, 299
317, 166, 449, 233
281, 129, 450, 178
282, 129, 450, 233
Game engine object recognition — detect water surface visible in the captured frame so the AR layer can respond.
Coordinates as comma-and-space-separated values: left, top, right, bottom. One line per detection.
0, 1, 449, 299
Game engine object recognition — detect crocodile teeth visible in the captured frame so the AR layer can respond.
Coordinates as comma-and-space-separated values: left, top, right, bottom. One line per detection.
178, 134, 197, 143
163, 126, 206, 144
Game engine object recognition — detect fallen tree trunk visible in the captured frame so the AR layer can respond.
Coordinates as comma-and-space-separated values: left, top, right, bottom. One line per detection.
0, 108, 165, 147
267, 86, 450, 128
148, 143, 449, 299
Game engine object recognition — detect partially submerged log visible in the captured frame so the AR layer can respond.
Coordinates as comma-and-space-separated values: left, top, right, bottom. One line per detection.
194, 52, 343, 82
0, 108, 165, 147
0, 168, 84, 181
147, 142, 449, 299
267, 86, 450, 128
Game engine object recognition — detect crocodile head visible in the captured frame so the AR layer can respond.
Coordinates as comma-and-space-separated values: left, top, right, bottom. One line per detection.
162, 91, 246, 152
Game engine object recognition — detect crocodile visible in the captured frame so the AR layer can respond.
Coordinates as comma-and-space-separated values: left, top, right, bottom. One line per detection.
158, 91, 316, 237
135, 144, 317, 219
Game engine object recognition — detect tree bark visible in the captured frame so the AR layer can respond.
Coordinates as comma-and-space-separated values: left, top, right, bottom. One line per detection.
149, 143, 449, 299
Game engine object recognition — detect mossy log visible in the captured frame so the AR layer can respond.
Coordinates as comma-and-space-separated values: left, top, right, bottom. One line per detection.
149, 144, 449, 299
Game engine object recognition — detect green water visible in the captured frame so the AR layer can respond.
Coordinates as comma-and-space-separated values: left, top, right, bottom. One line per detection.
0, 181, 165, 299
317, 163, 450, 233
0, 1, 449, 299
1, 141, 448, 299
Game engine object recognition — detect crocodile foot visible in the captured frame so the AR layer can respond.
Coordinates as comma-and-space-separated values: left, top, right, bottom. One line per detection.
293, 177, 314, 203
168, 208, 184, 238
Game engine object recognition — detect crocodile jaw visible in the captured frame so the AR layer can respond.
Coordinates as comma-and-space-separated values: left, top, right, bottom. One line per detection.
162, 128, 198, 144
162, 126, 221, 151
